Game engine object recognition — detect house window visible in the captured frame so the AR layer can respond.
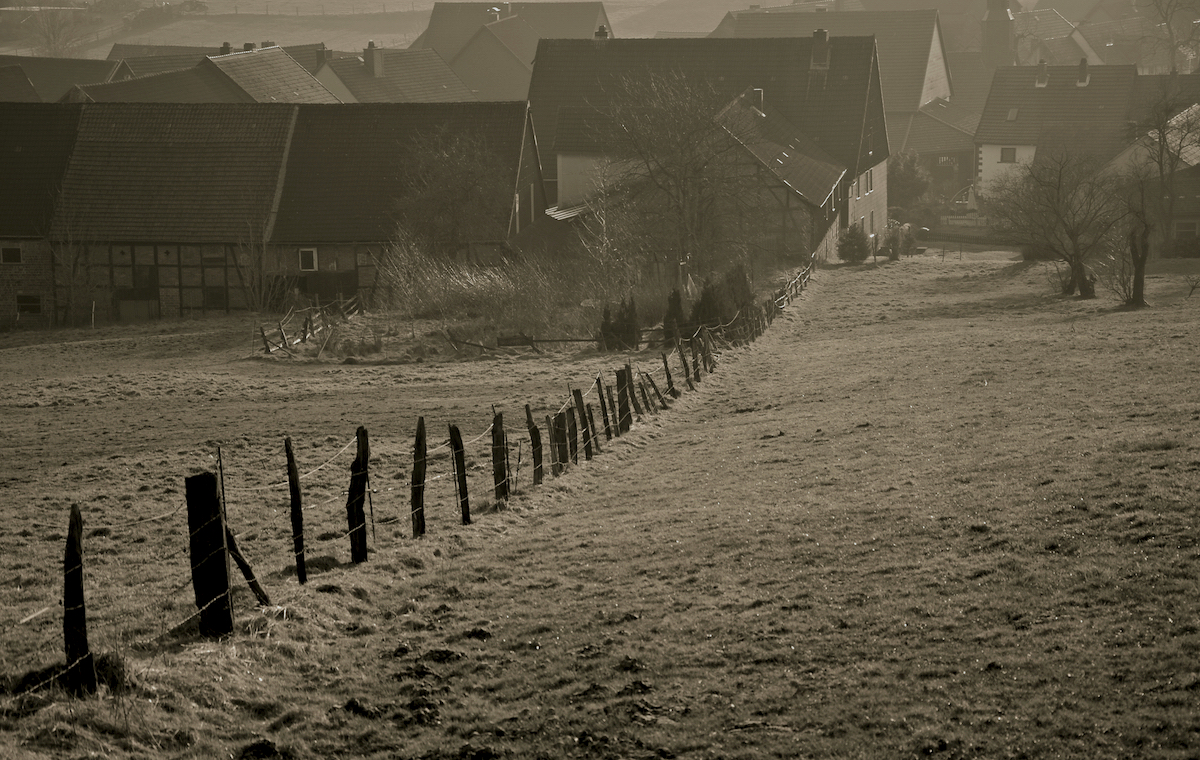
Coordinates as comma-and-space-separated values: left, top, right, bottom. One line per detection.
2, 247, 20, 264
939, 156, 958, 166
1000, 148, 1017, 163
299, 248, 317, 271
16, 295, 40, 314
1176, 221, 1198, 239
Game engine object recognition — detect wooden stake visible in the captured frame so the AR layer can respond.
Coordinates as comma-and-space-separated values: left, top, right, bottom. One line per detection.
412, 418, 427, 537
525, 404, 543, 486
646, 373, 670, 410
573, 388, 593, 461
554, 411, 569, 470
625, 364, 644, 417
566, 407, 579, 464
661, 352, 679, 398
225, 527, 271, 607
586, 404, 601, 454
449, 424, 470, 525
546, 414, 562, 476
491, 412, 509, 501
677, 340, 695, 391
185, 472, 233, 638
346, 426, 369, 562
596, 375, 613, 440
606, 384, 621, 436
284, 437, 306, 585
616, 369, 632, 433
63, 504, 96, 696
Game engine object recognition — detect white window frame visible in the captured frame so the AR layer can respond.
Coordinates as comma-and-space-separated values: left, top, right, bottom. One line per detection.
999, 147, 1017, 163
299, 248, 318, 272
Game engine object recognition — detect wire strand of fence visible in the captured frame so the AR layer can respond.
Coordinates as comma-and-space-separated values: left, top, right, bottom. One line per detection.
226, 435, 356, 493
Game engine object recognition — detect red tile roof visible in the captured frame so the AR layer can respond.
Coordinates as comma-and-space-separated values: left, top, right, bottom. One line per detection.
0, 103, 81, 237
325, 48, 475, 102
52, 103, 297, 243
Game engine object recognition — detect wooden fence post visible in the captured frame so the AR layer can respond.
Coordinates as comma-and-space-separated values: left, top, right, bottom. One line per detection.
284, 437, 306, 585
525, 404, 543, 486
625, 364, 644, 417
412, 418, 427, 537
638, 378, 655, 414
225, 527, 271, 607
553, 411, 570, 470
449, 424, 470, 525
597, 375, 613, 440
606, 384, 621, 436
491, 412, 509, 501
63, 504, 96, 697
616, 369, 632, 433
185, 472, 234, 638
586, 404, 601, 454
677, 340, 695, 391
646, 373, 670, 410
546, 414, 562, 476
346, 426, 369, 562
566, 407, 579, 464
573, 388, 593, 461
689, 337, 702, 383
661, 353, 679, 398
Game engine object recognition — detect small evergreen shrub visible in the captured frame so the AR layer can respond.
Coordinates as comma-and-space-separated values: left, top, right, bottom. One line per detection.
689, 263, 754, 328
837, 224, 871, 263
598, 296, 640, 350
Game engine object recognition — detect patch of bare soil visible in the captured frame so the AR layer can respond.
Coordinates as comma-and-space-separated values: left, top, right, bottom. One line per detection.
3, 249, 1200, 759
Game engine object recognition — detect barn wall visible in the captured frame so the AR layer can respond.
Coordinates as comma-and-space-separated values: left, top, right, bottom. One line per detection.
0, 239, 54, 329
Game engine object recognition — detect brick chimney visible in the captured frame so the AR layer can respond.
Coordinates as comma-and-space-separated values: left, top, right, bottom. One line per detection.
243, 42, 256, 51
809, 29, 829, 90
365, 40, 384, 77
594, 24, 609, 39
1077, 57, 1089, 86
1036, 59, 1049, 87
219, 41, 232, 55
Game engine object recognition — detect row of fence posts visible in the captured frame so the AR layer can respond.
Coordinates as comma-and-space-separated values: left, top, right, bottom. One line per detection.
51, 260, 819, 691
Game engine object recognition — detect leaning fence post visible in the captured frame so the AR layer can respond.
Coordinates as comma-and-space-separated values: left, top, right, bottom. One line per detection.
284, 437, 306, 585
185, 472, 234, 638
346, 426, 369, 562
553, 411, 570, 470
586, 405, 602, 454
525, 404, 543, 486
449, 424, 471, 525
646, 372, 670, 410
677, 340, 695, 391
491, 412, 509, 501
572, 388, 593, 461
412, 417, 427, 537
597, 375, 613, 440
689, 336, 702, 383
225, 527, 271, 607
661, 353, 679, 398
625, 364, 644, 417
606, 384, 621, 436
63, 504, 96, 697
638, 378, 655, 415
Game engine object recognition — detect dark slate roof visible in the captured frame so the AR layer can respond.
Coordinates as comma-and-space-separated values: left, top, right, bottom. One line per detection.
272, 102, 530, 243
892, 100, 976, 154
411, 2, 610, 60
945, 51, 994, 120
326, 48, 475, 102
0, 65, 41, 102
1015, 8, 1078, 41
717, 92, 846, 208
527, 36, 887, 187
710, 9, 944, 112
975, 63, 1139, 160
920, 96, 982, 136
52, 103, 296, 243
0, 104, 81, 237
65, 66, 254, 103
480, 14, 541, 65
0, 55, 129, 102
206, 47, 341, 103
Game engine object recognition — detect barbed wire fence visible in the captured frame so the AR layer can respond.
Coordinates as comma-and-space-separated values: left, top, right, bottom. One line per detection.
0, 256, 816, 711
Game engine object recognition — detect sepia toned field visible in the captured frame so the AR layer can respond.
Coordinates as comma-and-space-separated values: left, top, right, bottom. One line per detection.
2, 247, 1200, 759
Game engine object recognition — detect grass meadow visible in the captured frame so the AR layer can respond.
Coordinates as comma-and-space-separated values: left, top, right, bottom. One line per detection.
1, 247, 1199, 759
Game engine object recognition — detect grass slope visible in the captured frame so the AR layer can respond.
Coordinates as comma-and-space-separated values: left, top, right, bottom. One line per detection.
2, 250, 1199, 759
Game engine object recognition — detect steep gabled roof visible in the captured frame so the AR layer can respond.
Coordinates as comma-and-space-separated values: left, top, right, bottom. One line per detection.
0, 65, 41, 102
448, 16, 539, 100
53, 103, 297, 243
528, 36, 886, 188
109, 42, 338, 76
0, 55, 131, 102
272, 102, 531, 243
65, 66, 255, 103
325, 48, 475, 102
0, 104, 81, 237
892, 99, 976, 155
478, 14, 541, 65
975, 63, 1139, 160
205, 46, 341, 103
717, 92, 846, 208
710, 9, 946, 111
410, 2, 610, 60
618, 0, 866, 38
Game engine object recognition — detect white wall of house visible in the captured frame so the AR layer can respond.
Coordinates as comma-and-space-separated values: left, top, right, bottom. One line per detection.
919, 26, 952, 107
846, 158, 888, 244
977, 144, 1037, 191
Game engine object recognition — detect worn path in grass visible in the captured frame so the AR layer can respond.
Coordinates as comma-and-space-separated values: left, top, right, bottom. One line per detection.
3, 250, 1199, 759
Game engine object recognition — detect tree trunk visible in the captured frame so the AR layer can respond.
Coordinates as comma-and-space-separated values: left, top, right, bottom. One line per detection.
1129, 222, 1151, 307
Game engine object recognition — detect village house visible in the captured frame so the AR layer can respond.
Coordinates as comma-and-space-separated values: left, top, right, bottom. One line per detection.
527, 32, 888, 256
107, 42, 339, 77
408, 1, 612, 100
0, 55, 133, 102
62, 45, 341, 104
2, 101, 544, 326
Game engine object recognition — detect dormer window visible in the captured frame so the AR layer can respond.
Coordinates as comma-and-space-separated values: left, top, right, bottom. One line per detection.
1007, 108, 1019, 121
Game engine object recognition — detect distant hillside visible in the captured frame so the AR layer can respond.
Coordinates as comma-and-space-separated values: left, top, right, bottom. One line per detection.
616, 0, 747, 37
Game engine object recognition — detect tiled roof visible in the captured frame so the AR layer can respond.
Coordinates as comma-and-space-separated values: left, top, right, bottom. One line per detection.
946, 51, 995, 119
326, 48, 475, 102
1014, 8, 1078, 41
920, 96, 982, 136
109, 42, 336, 75
527, 36, 886, 189
891, 102, 976, 155
0, 104, 81, 237
975, 63, 1139, 160
0, 65, 41, 102
0, 55, 130, 102
272, 102, 530, 243
483, 14, 541, 65
206, 47, 341, 103
717, 92, 846, 208
619, 0, 866, 38
52, 103, 296, 243
411, 2, 610, 60
449, 16, 539, 100
710, 9, 943, 111
65, 66, 254, 103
